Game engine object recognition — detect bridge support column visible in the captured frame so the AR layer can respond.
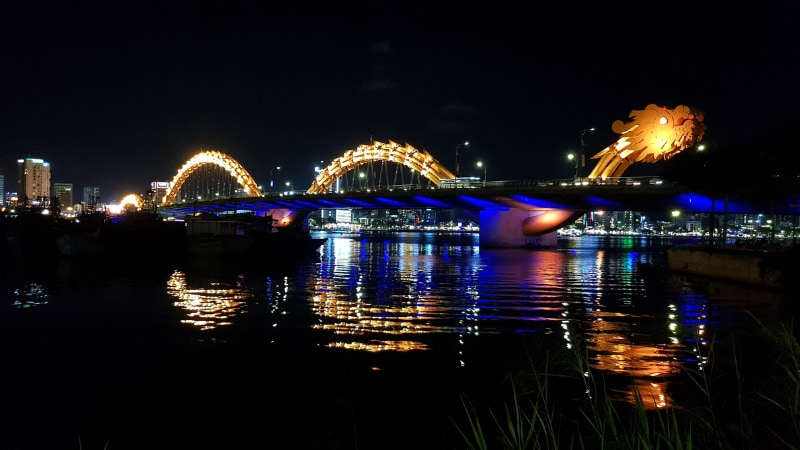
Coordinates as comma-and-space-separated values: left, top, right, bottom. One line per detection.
478, 208, 558, 248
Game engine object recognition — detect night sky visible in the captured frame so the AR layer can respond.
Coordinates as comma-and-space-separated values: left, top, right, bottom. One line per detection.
2, 2, 797, 202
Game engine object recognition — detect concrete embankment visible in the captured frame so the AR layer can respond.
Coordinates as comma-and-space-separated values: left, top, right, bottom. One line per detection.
667, 245, 798, 289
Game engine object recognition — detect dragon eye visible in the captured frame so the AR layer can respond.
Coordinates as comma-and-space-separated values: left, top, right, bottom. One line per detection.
659, 116, 668, 125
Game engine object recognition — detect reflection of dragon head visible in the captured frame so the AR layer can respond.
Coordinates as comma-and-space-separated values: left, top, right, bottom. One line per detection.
588, 104, 706, 180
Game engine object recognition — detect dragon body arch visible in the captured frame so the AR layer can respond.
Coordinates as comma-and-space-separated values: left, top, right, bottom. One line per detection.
307, 140, 455, 194
162, 150, 262, 206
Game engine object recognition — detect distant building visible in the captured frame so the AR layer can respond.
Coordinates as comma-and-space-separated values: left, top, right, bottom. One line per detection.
83, 186, 101, 205
0, 174, 4, 207
54, 183, 74, 208
149, 181, 170, 209
17, 157, 51, 206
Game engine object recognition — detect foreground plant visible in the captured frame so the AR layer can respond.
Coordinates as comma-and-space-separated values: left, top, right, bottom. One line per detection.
455, 313, 800, 450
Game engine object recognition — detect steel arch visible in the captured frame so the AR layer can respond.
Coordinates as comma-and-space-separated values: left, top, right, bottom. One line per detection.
163, 150, 262, 206
307, 140, 456, 194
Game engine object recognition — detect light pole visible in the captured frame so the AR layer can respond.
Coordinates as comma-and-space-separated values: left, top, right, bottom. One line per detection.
455, 141, 469, 176
476, 161, 487, 186
578, 128, 595, 179
567, 153, 578, 179
269, 166, 281, 193
671, 210, 681, 234
359, 172, 366, 191
285, 181, 292, 194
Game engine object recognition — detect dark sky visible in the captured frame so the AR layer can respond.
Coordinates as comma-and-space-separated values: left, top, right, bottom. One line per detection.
2, 2, 798, 201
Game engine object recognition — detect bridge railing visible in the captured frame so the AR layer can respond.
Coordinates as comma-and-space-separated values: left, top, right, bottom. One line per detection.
287, 177, 671, 195
434, 176, 667, 190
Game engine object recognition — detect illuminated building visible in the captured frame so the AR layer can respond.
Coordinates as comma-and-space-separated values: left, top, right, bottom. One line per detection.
16, 157, 51, 206
53, 183, 74, 208
150, 181, 170, 208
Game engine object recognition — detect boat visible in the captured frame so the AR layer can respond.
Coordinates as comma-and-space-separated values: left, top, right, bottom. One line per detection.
55, 211, 186, 258
183, 213, 327, 259
183, 215, 257, 257
250, 227, 328, 257
56, 227, 103, 256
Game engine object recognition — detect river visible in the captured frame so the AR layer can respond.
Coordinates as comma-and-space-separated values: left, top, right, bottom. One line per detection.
0, 232, 790, 449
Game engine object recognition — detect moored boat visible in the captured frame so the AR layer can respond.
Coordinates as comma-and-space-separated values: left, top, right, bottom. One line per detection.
183, 213, 326, 259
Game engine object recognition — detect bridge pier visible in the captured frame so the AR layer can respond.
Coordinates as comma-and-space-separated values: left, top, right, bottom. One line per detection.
478, 208, 558, 248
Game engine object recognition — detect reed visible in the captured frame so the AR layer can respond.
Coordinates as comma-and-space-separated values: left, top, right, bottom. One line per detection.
78, 436, 110, 450
455, 314, 800, 450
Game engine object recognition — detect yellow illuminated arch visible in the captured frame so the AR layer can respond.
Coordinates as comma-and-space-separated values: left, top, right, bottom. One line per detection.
162, 150, 262, 206
307, 140, 456, 194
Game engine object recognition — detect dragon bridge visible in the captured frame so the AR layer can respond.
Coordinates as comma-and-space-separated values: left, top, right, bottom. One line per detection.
520, 104, 706, 237
162, 150, 262, 206
307, 140, 455, 194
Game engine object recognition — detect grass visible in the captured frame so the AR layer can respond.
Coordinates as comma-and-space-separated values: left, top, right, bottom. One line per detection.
454, 313, 800, 450
78, 436, 110, 450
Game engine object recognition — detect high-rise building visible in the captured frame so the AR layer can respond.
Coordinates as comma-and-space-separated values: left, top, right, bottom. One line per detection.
83, 186, 101, 205
149, 181, 170, 209
17, 157, 51, 206
0, 174, 5, 207
54, 183, 74, 208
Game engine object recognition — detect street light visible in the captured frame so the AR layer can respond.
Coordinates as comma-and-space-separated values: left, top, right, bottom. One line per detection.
269, 166, 281, 193
578, 128, 595, 179
455, 141, 469, 176
671, 210, 681, 234
476, 161, 487, 186
567, 153, 578, 179
285, 181, 292, 194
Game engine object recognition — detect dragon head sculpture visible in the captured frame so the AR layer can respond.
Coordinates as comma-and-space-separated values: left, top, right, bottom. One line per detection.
587, 104, 706, 180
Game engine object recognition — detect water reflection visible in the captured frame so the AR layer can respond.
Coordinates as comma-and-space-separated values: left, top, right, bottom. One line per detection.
158, 232, 780, 411
307, 233, 734, 409
555, 240, 684, 409
310, 234, 482, 352
166, 270, 252, 330
12, 283, 49, 308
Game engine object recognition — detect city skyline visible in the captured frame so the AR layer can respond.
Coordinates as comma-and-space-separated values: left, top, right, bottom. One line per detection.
2, 4, 798, 201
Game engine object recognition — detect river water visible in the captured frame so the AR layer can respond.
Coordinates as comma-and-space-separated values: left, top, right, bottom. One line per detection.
0, 232, 789, 449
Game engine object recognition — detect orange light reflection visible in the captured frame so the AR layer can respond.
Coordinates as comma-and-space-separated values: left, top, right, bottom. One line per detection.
167, 270, 252, 330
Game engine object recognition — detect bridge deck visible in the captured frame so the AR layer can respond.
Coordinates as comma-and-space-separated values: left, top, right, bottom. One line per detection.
159, 178, 797, 217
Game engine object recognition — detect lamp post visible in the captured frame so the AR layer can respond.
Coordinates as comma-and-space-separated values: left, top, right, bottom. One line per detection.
476, 161, 487, 186
455, 141, 469, 176
671, 210, 681, 234
285, 181, 292, 194
567, 153, 578, 179
578, 128, 595, 179
269, 166, 281, 193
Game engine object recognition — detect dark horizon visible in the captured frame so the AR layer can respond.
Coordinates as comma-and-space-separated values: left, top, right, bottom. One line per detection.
2, 3, 797, 202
